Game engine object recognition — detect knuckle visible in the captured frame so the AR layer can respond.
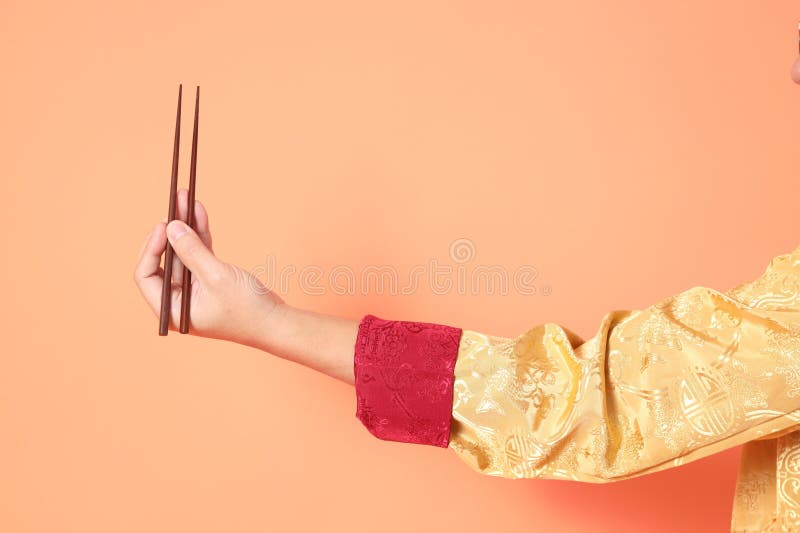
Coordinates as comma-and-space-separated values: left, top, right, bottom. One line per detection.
205, 266, 226, 286
184, 242, 203, 259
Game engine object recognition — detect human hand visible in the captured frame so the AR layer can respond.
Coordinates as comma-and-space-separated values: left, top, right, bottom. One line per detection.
134, 189, 285, 347
792, 56, 800, 84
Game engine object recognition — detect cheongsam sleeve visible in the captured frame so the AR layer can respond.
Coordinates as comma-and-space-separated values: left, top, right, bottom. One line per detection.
447, 245, 800, 485
353, 244, 800, 532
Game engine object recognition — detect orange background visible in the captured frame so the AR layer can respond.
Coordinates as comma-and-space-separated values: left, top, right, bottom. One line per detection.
3, 1, 799, 532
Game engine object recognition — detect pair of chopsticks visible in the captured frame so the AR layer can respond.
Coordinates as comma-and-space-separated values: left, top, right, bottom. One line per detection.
159, 84, 200, 336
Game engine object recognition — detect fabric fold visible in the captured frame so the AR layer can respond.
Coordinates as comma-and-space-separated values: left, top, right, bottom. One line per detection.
447, 243, 800, 532
731, 431, 800, 532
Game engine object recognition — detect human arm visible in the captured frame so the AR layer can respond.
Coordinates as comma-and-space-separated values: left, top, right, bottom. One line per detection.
134, 192, 800, 530
133, 189, 359, 386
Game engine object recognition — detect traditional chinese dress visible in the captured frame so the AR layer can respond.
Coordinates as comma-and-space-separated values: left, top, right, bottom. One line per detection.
353, 243, 800, 533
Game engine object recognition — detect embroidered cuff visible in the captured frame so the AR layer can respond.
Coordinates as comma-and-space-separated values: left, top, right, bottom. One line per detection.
353, 314, 462, 447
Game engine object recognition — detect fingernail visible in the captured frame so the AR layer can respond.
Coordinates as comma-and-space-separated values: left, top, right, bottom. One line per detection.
167, 220, 188, 241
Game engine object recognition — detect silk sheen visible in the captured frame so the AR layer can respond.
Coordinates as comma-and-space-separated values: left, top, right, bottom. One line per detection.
448, 244, 800, 532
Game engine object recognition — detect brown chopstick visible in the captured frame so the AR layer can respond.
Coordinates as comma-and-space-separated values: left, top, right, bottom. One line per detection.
159, 84, 182, 336
179, 86, 200, 334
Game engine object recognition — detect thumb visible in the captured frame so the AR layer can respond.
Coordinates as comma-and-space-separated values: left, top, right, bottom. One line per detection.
167, 220, 224, 282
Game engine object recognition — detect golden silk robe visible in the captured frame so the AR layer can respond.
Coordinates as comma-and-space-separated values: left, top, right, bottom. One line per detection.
354, 244, 800, 532
447, 244, 800, 532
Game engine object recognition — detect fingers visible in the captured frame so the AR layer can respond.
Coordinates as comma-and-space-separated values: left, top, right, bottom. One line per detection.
135, 190, 216, 319
136, 227, 155, 264
171, 190, 213, 285
134, 222, 168, 314
171, 190, 189, 286
792, 57, 800, 84
166, 219, 225, 284
175, 188, 212, 248
193, 198, 213, 252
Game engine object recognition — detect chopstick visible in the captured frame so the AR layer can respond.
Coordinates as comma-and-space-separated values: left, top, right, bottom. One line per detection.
159, 84, 182, 336
159, 84, 200, 336
179, 86, 200, 334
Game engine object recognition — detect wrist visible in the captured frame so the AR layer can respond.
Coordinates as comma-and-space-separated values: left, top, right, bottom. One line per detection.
247, 302, 359, 385
240, 299, 290, 354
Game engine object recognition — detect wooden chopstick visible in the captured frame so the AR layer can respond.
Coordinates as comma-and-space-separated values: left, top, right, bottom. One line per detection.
179, 86, 200, 334
159, 84, 182, 336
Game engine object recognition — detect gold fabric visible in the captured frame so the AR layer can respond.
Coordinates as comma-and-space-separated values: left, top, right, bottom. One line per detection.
447, 244, 800, 532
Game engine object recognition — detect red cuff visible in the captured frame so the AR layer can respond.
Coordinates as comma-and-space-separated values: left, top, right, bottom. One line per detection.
354, 314, 462, 447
